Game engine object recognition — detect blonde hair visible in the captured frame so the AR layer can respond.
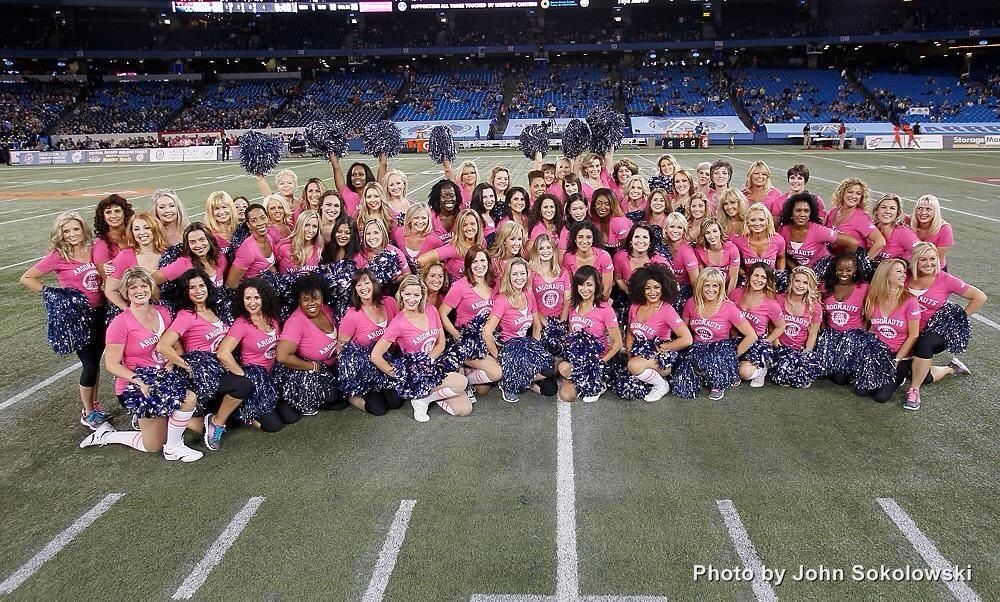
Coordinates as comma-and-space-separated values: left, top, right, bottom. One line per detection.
356, 182, 395, 236
264, 194, 292, 227
865, 259, 911, 320
151, 189, 190, 230
741, 202, 776, 238
403, 202, 433, 236
684, 193, 709, 223
583, 152, 604, 175
204, 190, 237, 237
125, 212, 169, 253
50, 211, 93, 261
908, 242, 941, 279
623, 174, 650, 201
528, 233, 562, 278
664, 211, 690, 238
287, 210, 323, 268
395, 274, 427, 312
361, 218, 390, 252
275, 168, 298, 190
381, 168, 409, 199
118, 266, 159, 303
696, 161, 712, 173
489, 221, 525, 261
871, 193, 905, 226
693, 267, 727, 316
451, 208, 485, 259
787, 265, 820, 316
832, 177, 871, 211
499, 257, 530, 298
744, 160, 774, 193
657, 154, 679, 177
698, 217, 728, 249
457, 160, 478, 183
912, 194, 946, 236
717, 188, 748, 235
489, 166, 510, 191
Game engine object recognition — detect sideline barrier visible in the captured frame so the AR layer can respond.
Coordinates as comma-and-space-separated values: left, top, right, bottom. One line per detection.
10, 145, 223, 166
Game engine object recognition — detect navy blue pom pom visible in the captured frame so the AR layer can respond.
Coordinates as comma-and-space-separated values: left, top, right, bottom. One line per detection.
671, 283, 693, 316
273, 363, 337, 412
239, 130, 284, 176
670, 339, 739, 396
499, 336, 555, 394
611, 337, 678, 400
541, 318, 569, 357
225, 222, 251, 265
853, 332, 896, 392
182, 350, 226, 414
318, 259, 357, 321
519, 124, 549, 160
238, 365, 279, 424
814, 328, 867, 378
427, 125, 456, 164
609, 354, 650, 401
855, 248, 879, 282
811, 256, 835, 284
769, 347, 823, 388
666, 350, 700, 399
563, 330, 608, 397
586, 107, 626, 154
926, 302, 972, 355
648, 174, 674, 194
305, 120, 349, 158
339, 341, 393, 397
561, 118, 592, 159
389, 352, 448, 399
103, 302, 124, 328
42, 287, 93, 354
120, 366, 187, 419
367, 250, 403, 288
361, 120, 403, 158
740, 337, 775, 368
444, 312, 490, 365
774, 269, 790, 293
257, 271, 298, 322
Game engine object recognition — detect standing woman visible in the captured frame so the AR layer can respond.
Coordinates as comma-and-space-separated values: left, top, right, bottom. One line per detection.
338, 269, 403, 415
394, 203, 444, 272
93, 194, 134, 269
482, 258, 558, 403
872, 194, 920, 262
562, 221, 615, 299
590, 188, 633, 254
489, 166, 511, 208
610, 157, 640, 202
909, 195, 953, 270
79, 267, 202, 461
824, 177, 886, 274
684, 193, 711, 242
256, 169, 299, 212
903, 242, 985, 410
444, 159, 479, 207
527, 193, 566, 251
578, 153, 610, 199
558, 265, 623, 403
204, 190, 239, 255
695, 162, 713, 198
529, 234, 571, 354
561, 173, 584, 203
673, 268, 757, 400
428, 179, 462, 244
151, 189, 190, 248
706, 160, 733, 210
670, 169, 696, 214
501, 186, 531, 232
330, 157, 380, 216
778, 192, 856, 275
662, 212, 700, 312
417, 208, 484, 282
294, 177, 326, 222
733, 203, 787, 286
382, 169, 413, 225
421, 260, 449, 310
768, 266, 824, 388
21, 211, 108, 429
489, 221, 526, 280
694, 218, 740, 294
650, 154, 679, 194
318, 190, 345, 244
371, 275, 472, 423
742, 161, 785, 217
104, 212, 168, 311
775, 164, 826, 221
226, 204, 277, 288
717, 188, 749, 239
276, 210, 323, 274
730, 262, 785, 387
620, 175, 650, 217
470, 182, 501, 242
264, 194, 292, 240
642, 188, 671, 247
355, 218, 410, 289
814, 252, 869, 388
355, 182, 398, 240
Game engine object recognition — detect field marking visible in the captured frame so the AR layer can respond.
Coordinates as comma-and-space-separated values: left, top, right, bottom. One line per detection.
0, 254, 42, 271
715, 500, 777, 602
972, 313, 1000, 332
0, 493, 124, 595
172, 496, 266, 600
876, 498, 981, 602
362, 499, 417, 602
0, 362, 82, 413
965, 197, 992, 203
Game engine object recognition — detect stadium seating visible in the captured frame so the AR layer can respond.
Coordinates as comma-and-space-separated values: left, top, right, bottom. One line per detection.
167, 79, 298, 131
277, 73, 401, 132
734, 68, 882, 124
394, 70, 502, 121
623, 66, 735, 116
865, 72, 1000, 123
54, 81, 195, 135
509, 66, 615, 119
0, 81, 81, 146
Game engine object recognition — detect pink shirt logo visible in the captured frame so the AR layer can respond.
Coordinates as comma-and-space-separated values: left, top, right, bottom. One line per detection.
829, 310, 851, 328
541, 290, 561, 309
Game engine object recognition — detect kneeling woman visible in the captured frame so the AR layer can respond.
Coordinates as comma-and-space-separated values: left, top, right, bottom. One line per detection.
768, 266, 824, 388
815, 252, 869, 387
558, 265, 623, 403
371, 275, 472, 423
80, 267, 202, 462
275, 273, 345, 418
483, 258, 557, 403
215, 278, 295, 432
730, 262, 785, 388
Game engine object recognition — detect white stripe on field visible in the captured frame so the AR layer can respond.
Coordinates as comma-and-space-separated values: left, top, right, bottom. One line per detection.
172, 496, 265, 600
0, 362, 82, 413
556, 401, 579, 600
876, 498, 981, 602
0, 493, 124, 595
362, 499, 417, 602
0, 256, 42, 272
715, 499, 777, 602
972, 313, 1000, 332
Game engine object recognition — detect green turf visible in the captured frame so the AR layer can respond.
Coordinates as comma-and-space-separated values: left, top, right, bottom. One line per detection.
0, 148, 998, 601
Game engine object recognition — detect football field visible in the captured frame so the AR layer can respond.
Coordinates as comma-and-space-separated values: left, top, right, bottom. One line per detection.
0, 146, 997, 601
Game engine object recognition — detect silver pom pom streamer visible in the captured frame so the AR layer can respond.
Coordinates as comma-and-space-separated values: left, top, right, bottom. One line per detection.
389, 352, 448, 399
498, 336, 555, 394
774, 269, 790, 293
813, 328, 867, 378
273, 363, 338, 413
42, 286, 93, 355
225, 222, 251, 265
338, 341, 394, 397
238, 364, 279, 425
669, 339, 740, 397
563, 330, 608, 397
925, 302, 972, 355
671, 283, 693, 316
305, 120, 349, 158
361, 120, 403, 158
444, 312, 490, 365
239, 130, 284, 176
561, 118, 591, 159
181, 350, 226, 415
853, 332, 897, 393
855, 248, 879, 282
318, 259, 357, 321
519, 124, 549, 160
427, 125, 456, 165
611, 337, 679, 400
648, 174, 674, 195
367, 250, 403, 289
811, 256, 835, 283
740, 337, 775, 368
586, 107, 626, 154
103, 302, 125, 328
541, 318, 569, 357
768, 347, 824, 388
120, 366, 187, 419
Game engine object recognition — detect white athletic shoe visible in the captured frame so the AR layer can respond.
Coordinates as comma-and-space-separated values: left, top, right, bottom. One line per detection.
411, 397, 432, 423
79, 422, 115, 448
643, 381, 670, 402
750, 365, 768, 388
163, 443, 204, 463
582, 387, 605, 403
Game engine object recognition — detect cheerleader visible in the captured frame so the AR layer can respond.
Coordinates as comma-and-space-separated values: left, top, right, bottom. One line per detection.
483, 258, 558, 403
684, 194, 711, 242
443, 159, 479, 207
643, 188, 670, 235
558, 265, 623, 403
330, 156, 379, 216
276, 210, 323, 274
610, 156, 640, 202
337, 269, 403, 415
104, 212, 168, 310
562, 221, 614, 299
694, 218, 740, 294
903, 242, 985, 410
225, 204, 276, 288
742, 161, 785, 217
733, 203, 787, 280
154, 223, 228, 291
417, 208, 484, 281
563, 194, 591, 241
695, 162, 713, 198
489, 221, 526, 280
204, 191, 238, 255
151, 189, 190, 247
910, 195, 953, 269
769, 267, 824, 388
394, 203, 443, 270
440, 246, 502, 397
233, 196, 249, 224
590, 188, 633, 254
382, 169, 413, 224
776, 164, 827, 221
778, 192, 856, 274
528, 170, 548, 204
320, 217, 361, 269
579, 152, 610, 198
275, 273, 343, 417
295, 177, 326, 220
470, 183, 500, 241
371, 275, 472, 423
816, 252, 868, 387
872, 194, 920, 261
650, 153, 679, 193
706, 160, 733, 208
562, 173, 584, 202
730, 262, 785, 387
529, 234, 571, 352
428, 179, 462, 243
676, 268, 758, 400
501, 187, 531, 232
621, 265, 693, 401
319, 190, 345, 244
547, 156, 573, 198
356, 182, 398, 239
256, 168, 299, 211
489, 166, 511, 206
824, 177, 886, 264
662, 212, 700, 311
671, 169, 695, 214
717, 188, 748, 239
621, 175, 650, 216
79, 267, 202, 462
21, 211, 107, 429
356, 218, 410, 288
93, 194, 133, 269
613, 223, 669, 296
264, 194, 292, 239
421, 260, 449, 310
155, 269, 234, 451
527, 193, 565, 250
215, 277, 291, 431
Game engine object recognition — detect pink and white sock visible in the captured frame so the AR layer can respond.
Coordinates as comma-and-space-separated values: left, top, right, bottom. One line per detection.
465, 369, 492, 385
104, 431, 147, 452
637, 369, 666, 387
166, 410, 194, 448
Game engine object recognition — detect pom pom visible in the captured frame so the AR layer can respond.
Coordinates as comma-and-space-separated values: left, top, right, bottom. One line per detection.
667, 350, 701, 399
318, 259, 357, 321
443, 312, 490, 365
338, 341, 394, 397
624, 209, 645, 224
563, 330, 608, 397
541, 318, 569, 357
258, 271, 298, 322
811, 256, 835, 284
631, 336, 680, 371
361, 120, 403, 158
740, 337, 776, 368
427, 125, 456, 165
671, 283, 693, 317
774, 269, 790, 293
670, 339, 739, 395
182, 350, 226, 414
561, 118, 591, 159
855, 248, 879, 282
648, 174, 674, 195
103, 302, 124, 328
120, 366, 187, 419
610, 337, 679, 400
925, 302, 972, 355
366, 250, 403, 289
239, 130, 284, 176
813, 328, 868, 378
769, 347, 823, 388
609, 354, 650, 401
498, 336, 555, 394
518, 124, 549, 160
853, 332, 897, 393
586, 107, 626, 154
305, 120, 349, 158
42, 287, 93, 354
225, 222, 251, 265
389, 352, 448, 399
273, 364, 337, 413
238, 365, 279, 424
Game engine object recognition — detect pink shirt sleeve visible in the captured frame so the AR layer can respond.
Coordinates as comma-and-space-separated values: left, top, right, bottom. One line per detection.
169, 310, 195, 337
158, 256, 194, 282
109, 249, 137, 278
105, 312, 129, 346
232, 238, 257, 271
32, 251, 61, 275
442, 278, 467, 308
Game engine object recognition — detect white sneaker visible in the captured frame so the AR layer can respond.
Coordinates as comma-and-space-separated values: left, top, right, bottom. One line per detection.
465, 386, 478, 404
411, 397, 432, 423
643, 381, 670, 402
163, 443, 203, 463
750, 365, 768, 388
79, 422, 115, 448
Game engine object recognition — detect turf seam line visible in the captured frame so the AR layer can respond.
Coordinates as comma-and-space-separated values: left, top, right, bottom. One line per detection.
876, 498, 982, 602
0, 492, 124, 595
0, 362, 82, 413
715, 499, 778, 602
171, 496, 265, 600
362, 499, 417, 602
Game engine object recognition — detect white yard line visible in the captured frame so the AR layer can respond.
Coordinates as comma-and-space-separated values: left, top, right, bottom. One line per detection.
0, 362, 83, 413
362, 499, 418, 602
715, 499, 777, 602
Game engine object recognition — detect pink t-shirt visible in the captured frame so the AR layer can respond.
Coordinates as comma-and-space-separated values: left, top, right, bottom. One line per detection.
107, 248, 139, 278
825, 207, 877, 249
732, 234, 785, 270
92, 237, 122, 266
546, 182, 564, 200
434, 243, 472, 282
612, 250, 669, 283
340, 298, 399, 346
528, 222, 564, 248
664, 242, 700, 285
729, 288, 783, 337
877, 225, 920, 261
907, 271, 970, 329
275, 240, 322, 273
394, 229, 445, 260
169, 309, 228, 353
602, 216, 634, 250
568, 303, 618, 348
232, 234, 276, 279
159, 255, 228, 288
628, 302, 683, 342
778, 223, 838, 268
822, 283, 868, 332
562, 248, 614, 277
694, 241, 741, 272
915, 223, 954, 268
683, 298, 749, 344
280, 306, 338, 366
869, 297, 922, 353
226, 316, 280, 370
383, 309, 443, 354
777, 295, 823, 349
431, 214, 455, 245
340, 186, 362, 217
105, 305, 172, 394
459, 185, 473, 209
745, 187, 786, 219
531, 272, 571, 318
491, 293, 537, 338
33, 250, 103, 307
443, 277, 495, 327
212, 231, 233, 256
354, 245, 411, 278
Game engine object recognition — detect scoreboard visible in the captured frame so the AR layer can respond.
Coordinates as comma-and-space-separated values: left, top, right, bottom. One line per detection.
172, 0, 585, 11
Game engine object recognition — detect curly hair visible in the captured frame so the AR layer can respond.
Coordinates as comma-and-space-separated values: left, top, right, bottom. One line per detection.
778, 192, 822, 228
831, 177, 870, 212
290, 271, 329, 305
628, 263, 678, 306
528, 193, 565, 235
566, 220, 605, 254
94, 194, 134, 240
823, 251, 861, 291
428, 179, 461, 217
234, 277, 281, 324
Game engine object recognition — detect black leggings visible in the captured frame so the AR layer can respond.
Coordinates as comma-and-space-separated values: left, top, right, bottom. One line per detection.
216, 373, 298, 433
362, 390, 405, 416
78, 309, 105, 388
912, 331, 948, 360
864, 360, 934, 403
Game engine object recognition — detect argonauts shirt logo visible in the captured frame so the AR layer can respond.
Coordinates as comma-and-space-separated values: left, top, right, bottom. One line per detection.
784, 322, 802, 339
541, 290, 560, 309
420, 338, 435, 354
830, 310, 850, 328
877, 325, 899, 340
694, 326, 714, 341
82, 269, 101, 292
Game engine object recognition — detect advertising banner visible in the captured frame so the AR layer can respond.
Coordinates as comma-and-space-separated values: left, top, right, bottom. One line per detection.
864, 135, 944, 150
394, 120, 493, 140
630, 116, 751, 135
947, 135, 1000, 149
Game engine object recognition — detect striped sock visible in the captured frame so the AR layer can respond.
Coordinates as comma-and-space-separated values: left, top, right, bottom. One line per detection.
104, 431, 147, 452
166, 410, 194, 448
465, 369, 492, 385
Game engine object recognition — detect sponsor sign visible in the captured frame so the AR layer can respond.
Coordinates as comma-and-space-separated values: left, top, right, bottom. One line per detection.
907, 107, 930, 116
948, 135, 1000, 149
150, 145, 219, 162
394, 120, 493, 140
864, 135, 943, 150
630, 116, 750, 135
